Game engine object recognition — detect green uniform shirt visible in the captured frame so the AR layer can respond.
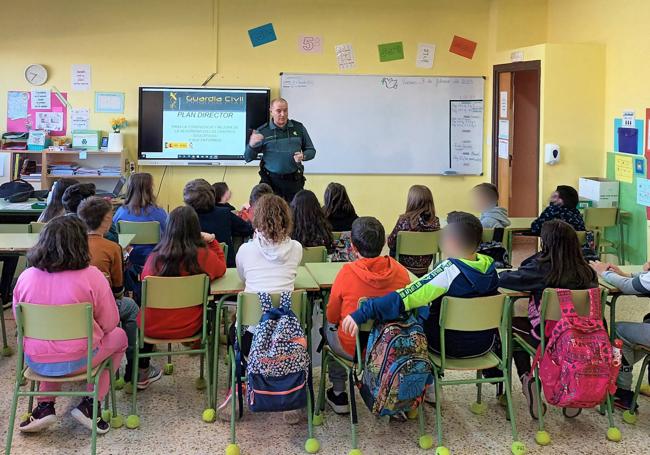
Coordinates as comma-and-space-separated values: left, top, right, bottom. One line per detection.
244, 119, 316, 174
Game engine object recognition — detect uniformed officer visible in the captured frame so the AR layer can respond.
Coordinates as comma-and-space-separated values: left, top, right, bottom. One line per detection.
244, 98, 316, 203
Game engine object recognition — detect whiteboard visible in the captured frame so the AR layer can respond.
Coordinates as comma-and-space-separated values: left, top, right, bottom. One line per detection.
280, 73, 485, 175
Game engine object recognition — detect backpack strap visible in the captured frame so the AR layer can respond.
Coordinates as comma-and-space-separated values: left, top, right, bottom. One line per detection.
279, 291, 293, 311
257, 292, 273, 313
556, 288, 578, 319
587, 287, 602, 321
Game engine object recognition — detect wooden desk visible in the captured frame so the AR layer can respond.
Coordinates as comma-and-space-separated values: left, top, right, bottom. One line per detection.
0, 233, 136, 252
0, 198, 44, 224
210, 266, 320, 295
304, 261, 417, 289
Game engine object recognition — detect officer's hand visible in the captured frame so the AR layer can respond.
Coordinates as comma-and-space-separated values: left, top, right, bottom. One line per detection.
249, 130, 264, 147
294, 151, 304, 163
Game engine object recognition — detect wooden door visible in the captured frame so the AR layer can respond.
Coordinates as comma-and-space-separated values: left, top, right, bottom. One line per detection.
497, 72, 513, 209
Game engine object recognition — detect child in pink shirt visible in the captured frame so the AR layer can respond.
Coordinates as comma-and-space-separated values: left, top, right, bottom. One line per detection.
13, 216, 127, 435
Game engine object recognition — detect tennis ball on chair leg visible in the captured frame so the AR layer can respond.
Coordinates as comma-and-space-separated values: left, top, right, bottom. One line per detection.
101, 409, 112, 422
607, 426, 622, 442
225, 443, 240, 455
535, 431, 551, 446
163, 363, 174, 375
435, 446, 450, 455
511, 441, 526, 455
125, 414, 140, 429
202, 408, 216, 423
305, 438, 320, 453
348, 449, 363, 455
623, 410, 638, 425
110, 415, 124, 428
419, 434, 434, 450
312, 412, 324, 426
114, 377, 125, 390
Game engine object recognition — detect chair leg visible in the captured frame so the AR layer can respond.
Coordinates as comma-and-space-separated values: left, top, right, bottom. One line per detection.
0, 305, 12, 356
227, 348, 239, 454
107, 359, 122, 428
5, 376, 22, 454
127, 340, 140, 429
27, 381, 35, 414
164, 343, 173, 375
533, 366, 550, 446
315, 351, 329, 416
91, 375, 100, 455
470, 371, 487, 415
503, 372, 525, 455
348, 368, 359, 452
417, 401, 433, 449
605, 392, 621, 441
433, 372, 445, 451
304, 366, 319, 454
624, 354, 650, 424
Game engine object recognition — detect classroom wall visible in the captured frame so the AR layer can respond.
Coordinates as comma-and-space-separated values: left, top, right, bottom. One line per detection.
0, 0, 498, 230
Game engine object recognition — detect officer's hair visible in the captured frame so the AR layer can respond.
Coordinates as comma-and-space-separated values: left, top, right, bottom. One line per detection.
270, 97, 288, 108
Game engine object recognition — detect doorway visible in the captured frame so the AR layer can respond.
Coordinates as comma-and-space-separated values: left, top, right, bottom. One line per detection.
491, 61, 541, 217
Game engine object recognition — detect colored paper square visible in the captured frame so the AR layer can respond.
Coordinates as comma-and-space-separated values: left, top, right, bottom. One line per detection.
614, 118, 644, 154
248, 23, 277, 47
378, 42, 404, 62
449, 35, 477, 59
636, 158, 646, 175
638, 177, 650, 206
298, 35, 322, 53
614, 153, 634, 183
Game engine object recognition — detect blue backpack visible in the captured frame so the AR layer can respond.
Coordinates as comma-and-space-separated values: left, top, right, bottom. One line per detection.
245, 292, 310, 412
359, 315, 433, 416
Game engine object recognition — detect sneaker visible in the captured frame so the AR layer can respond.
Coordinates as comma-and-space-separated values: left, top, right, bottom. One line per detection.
521, 374, 546, 420
218, 385, 245, 422
562, 407, 582, 418
389, 411, 407, 422
19, 401, 57, 433
137, 365, 162, 390
71, 398, 109, 434
614, 388, 635, 411
424, 385, 436, 406
283, 409, 303, 425
326, 388, 350, 415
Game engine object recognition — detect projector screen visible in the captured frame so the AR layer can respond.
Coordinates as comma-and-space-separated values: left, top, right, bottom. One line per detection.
138, 86, 270, 166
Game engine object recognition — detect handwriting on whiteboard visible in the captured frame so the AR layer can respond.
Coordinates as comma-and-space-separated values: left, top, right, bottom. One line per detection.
449, 100, 483, 169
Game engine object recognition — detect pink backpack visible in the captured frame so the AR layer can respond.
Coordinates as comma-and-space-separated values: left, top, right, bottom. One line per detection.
532, 288, 619, 408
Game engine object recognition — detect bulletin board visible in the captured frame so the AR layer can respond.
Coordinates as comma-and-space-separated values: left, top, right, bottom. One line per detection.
606, 152, 647, 264
6, 91, 68, 136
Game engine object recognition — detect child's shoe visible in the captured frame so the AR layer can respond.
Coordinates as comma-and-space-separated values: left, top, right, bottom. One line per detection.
614, 388, 636, 411
137, 365, 162, 390
71, 398, 109, 434
326, 388, 350, 415
19, 401, 56, 433
521, 374, 546, 419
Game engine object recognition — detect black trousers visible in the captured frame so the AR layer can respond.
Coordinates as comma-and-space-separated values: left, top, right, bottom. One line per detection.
0, 255, 19, 302
259, 167, 305, 204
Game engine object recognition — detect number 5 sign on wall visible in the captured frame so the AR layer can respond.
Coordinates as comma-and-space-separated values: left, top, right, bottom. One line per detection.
298, 35, 323, 54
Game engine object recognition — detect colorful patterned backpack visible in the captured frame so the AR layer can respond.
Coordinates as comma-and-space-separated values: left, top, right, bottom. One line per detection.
533, 288, 619, 408
246, 291, 310, 412
358, 315, 433, 416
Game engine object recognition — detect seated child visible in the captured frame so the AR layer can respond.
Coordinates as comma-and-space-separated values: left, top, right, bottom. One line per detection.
343, 212, 499, 359
212, 181, 236, 211
323, 182, 358, 232
325, 216, 410, 414
63, 183, 119, 243
387, 185, 440, 277
238, 183, 273, 222
38, 177, 79, 223
221, 194, 303, 422
13, 217, 127, 434
113, 173, 168, 266
183, 179, 253, 267
78, 197, 156, 388
591, 260, 650, 409
141, 205, 226, 340
291, 190, 334, 252
531, 185, 585, 235
499, 219, 597, 418
472, 183, 511, 229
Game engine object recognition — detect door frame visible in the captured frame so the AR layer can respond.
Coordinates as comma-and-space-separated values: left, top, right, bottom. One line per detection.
491, 60, 542, 202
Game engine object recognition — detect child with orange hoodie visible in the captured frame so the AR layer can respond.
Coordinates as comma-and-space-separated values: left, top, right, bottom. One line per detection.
325, 216, 411, 414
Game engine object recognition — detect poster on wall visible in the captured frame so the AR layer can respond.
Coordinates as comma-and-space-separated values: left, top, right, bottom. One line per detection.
6, 90, 68, 136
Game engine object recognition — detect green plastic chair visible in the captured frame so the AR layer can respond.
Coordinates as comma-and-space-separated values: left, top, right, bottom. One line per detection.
29, 222, 46, 234
314, 298, 431, 454
576, 230, 588, 246
430, 294, 524, 455
301, 246, 327, 265
220, 242, 229, 262
510, 288, 620, 446
116, 221, 160, 245
0, 224, 31, 357
226, 291, 319, 454
584, 208, 622, 263
6, 303, 122, 455
126, 274, 212, 429
395, 231, 440, 265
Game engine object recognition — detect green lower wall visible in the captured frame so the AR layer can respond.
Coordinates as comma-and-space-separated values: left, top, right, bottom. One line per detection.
605, 152, 647, 264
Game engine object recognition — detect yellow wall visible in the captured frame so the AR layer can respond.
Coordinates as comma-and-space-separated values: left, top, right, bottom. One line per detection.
546, 0, 650, 156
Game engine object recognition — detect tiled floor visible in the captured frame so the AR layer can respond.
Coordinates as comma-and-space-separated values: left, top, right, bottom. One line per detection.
2, 242, 649, 455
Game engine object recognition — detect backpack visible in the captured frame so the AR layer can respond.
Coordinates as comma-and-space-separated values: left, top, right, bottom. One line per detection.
330, 231, 355, 262
0, 179, 34, 199
358, 315, 433, 416
532, 288, 619, 408
477, 228, 511, 269
245, 291, 310, 412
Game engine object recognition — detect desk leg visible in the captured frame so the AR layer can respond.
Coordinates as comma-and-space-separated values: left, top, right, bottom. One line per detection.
212, 295, 233, 412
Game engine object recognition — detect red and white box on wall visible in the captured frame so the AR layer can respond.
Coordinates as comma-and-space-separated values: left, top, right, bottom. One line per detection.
578, 177, 620, 208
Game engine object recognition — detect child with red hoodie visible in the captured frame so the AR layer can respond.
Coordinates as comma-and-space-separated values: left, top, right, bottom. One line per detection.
325, 216, 411, 414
